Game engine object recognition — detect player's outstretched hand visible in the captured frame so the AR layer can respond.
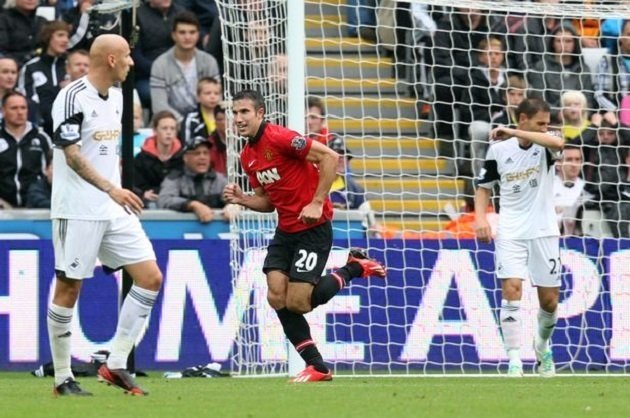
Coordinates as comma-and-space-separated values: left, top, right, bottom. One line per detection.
489, 126, 514, 141
108, 187, 144, 215
475, 218, 492, 244
298, 201, 323, 224
223, 183, 243, 205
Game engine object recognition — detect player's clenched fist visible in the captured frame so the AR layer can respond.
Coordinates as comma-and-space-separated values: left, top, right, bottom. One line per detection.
223, 183, 243, 204
489, 126, 514, 141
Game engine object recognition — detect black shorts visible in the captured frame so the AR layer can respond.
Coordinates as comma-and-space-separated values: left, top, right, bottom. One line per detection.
263, 221, 333, 284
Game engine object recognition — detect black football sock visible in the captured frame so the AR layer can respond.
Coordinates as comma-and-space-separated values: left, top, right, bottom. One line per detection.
276, 308, 328, 373
311, 268, 352, 309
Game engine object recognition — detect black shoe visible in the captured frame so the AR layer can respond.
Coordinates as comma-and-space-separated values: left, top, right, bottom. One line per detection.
53, 378, 93, 396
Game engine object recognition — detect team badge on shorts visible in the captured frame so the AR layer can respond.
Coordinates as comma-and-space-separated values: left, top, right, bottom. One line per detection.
291, 136, 307, 151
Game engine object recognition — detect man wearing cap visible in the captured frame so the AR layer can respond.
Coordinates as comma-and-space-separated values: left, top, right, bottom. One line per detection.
157, 136, 236, 222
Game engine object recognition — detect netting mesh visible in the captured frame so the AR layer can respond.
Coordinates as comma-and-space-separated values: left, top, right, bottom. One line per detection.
218, 0, 630, 376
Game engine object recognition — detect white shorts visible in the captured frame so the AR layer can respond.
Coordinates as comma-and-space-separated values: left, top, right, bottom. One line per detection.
495, 236, 561, 287
52, 215, 156, 280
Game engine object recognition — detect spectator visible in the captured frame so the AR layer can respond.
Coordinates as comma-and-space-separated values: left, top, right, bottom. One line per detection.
180, 77, 222, 145
527, 24, 594, 124
150, 11, 220, 121
0, 91, 52, 208
513, 2, 566, 70
328, 136, 377, 232
207, 102, 227, 176
582, 120, 630, 238
464, 37, 508, 134
306, 96, 337, 145
470, 75, 526, 178
173, 0, 217, 45
553, 145, 587, 236
158, 136, 236, 223
133, 0, 184, 109
26, 151, 53, 208
560, 90, 591, 142
572, 16, 601, 49
59, 48, 89, 88
18, 20, 70, 136
134, 110, 183, 207
0, 57, 19, 120
431, 7, 493, 152
62, 0, 118, 51
0, 0, 48, 66
594, 19, 630, 127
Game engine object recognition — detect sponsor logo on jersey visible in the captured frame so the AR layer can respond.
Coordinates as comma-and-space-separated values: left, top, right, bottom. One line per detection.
0, 138, 9, 153
505, 166, 539, 182
505, 157, 513, 164
291, 136, 307, 151
256, 167, 281, 185
93, 130, 120, 141
91, 110, 98, 118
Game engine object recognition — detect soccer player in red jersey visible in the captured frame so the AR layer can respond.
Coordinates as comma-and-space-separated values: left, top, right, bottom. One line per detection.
223, 90, 386, 382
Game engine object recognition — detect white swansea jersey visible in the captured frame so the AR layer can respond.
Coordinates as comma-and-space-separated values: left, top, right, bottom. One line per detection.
51, 77, 126, 220
476, 137, 561, 239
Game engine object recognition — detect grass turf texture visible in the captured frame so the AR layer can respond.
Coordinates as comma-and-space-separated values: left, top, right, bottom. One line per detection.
1, 372, 628, 418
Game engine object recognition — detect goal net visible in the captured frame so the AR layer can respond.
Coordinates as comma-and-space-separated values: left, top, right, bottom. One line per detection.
217, 0, 630, 376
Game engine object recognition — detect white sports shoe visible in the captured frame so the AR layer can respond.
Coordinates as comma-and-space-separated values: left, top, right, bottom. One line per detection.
535, 346, 556, 378
507, 362, 524, 378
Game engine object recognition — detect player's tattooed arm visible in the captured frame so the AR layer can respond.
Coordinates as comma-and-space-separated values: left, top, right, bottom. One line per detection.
63, 144, 115, 192
63, 144, 144, 214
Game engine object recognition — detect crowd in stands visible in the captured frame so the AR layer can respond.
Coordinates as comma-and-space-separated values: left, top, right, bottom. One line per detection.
0, 1, 628, 237
365, 3, 630, 238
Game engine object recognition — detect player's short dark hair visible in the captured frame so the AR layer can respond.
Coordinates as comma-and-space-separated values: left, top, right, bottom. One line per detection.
233, 90, 265, 113
514, 97, 551, 120
151, 110, 178, 130
172, 11, 200, 33
307, 96, 326, 118
2, 90, 26, 107
38, 20, 71, 48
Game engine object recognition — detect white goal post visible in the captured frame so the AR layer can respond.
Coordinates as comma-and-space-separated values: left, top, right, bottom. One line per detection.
217, 0, 630, 376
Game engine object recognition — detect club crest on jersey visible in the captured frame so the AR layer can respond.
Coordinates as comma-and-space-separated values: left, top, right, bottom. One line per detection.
264, 149, 273, 161
256, 167, 281, 185
291, 136, 306, 151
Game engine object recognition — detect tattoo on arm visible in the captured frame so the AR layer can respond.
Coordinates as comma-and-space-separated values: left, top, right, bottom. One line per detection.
64, 145, 114, 193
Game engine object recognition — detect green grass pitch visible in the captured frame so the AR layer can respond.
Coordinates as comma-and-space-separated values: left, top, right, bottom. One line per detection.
1, 372, 629, 418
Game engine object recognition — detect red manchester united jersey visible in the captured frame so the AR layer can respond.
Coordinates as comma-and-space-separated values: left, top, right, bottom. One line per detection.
240, 122, 333, 233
